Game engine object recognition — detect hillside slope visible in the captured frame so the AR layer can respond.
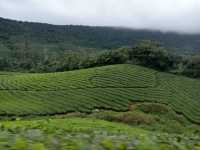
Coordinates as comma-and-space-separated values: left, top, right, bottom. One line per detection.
0, 64, 199, 123
0, 17, 200, 55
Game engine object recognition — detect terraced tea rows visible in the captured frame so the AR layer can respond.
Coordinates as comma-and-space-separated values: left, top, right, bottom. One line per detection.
0, 64, 199, 123
0, 65, 156, 90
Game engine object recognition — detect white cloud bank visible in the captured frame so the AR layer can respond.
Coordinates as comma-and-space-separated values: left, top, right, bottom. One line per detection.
0, 0, 200, 33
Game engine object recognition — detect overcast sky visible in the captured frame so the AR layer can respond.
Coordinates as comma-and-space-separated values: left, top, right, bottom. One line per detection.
0, 0, 200, 33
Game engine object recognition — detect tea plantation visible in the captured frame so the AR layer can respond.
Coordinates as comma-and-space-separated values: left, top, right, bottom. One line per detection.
0, 64, 199, 123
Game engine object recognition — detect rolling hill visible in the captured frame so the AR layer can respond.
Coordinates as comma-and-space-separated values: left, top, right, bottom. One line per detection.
0, 64, 199, 124
1, 17, 200, 56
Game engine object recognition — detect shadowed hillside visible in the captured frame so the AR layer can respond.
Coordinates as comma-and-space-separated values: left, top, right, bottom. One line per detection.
1, 17, 200, 56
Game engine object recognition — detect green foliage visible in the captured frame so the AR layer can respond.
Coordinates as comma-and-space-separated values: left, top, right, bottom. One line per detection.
0, 118, 199, 150
89, 103, 197, 134
136, 103, 169, 114
116, 143, 127, 150
183, 55, 200, 78
101, 139, 114, 150
114, 111, 155, 125
129, 40, 177, 71
11, 138, 28, 150
31, 143, 46, 150
0, 17, 200, 79
1, 17, 200, 55
135, 140, 158, 150
0, 64, 199, 124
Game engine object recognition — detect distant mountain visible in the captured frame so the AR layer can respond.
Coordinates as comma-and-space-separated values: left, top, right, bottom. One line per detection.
0, 17, 200, 55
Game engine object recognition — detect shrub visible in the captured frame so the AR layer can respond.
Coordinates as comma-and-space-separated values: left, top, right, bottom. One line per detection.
11, 138, 29, 150
116, 112, 155, 125
137, 103, 169, 114
31, 143, 46, 150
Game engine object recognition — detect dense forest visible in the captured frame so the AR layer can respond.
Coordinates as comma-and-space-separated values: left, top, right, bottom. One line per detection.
1, 17, 200, 55
0, 17, 199, 78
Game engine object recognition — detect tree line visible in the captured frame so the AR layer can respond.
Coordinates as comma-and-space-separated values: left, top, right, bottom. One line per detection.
0, 40, 199, 78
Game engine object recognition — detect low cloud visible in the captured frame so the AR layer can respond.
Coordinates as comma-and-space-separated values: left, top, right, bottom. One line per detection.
0, 0, 200, 33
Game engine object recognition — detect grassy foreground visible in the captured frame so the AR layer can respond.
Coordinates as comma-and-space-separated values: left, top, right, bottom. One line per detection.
0, 117, 199, 150
0, 64, 199, 123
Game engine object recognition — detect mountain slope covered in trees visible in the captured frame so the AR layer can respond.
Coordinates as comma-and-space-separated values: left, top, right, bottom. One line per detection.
0, 17, 199, 77
1, 17, 200, 56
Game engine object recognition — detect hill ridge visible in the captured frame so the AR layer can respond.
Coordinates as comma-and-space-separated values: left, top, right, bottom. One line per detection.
1, 17, 200, 54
